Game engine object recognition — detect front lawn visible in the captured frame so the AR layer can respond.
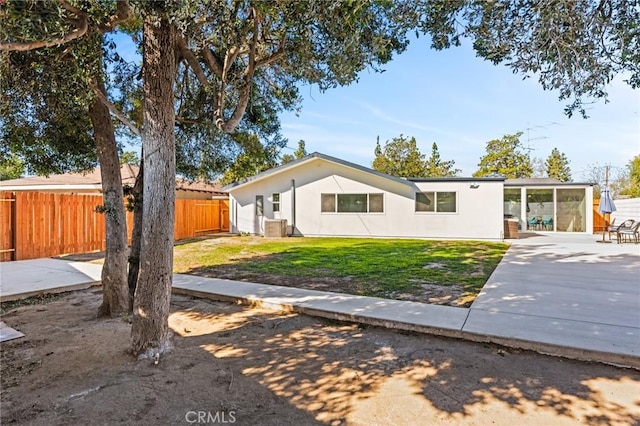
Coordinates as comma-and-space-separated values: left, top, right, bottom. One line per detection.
173, 236, 508, 307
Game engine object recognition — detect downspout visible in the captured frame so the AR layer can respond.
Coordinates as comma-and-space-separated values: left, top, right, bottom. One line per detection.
289, 179, 296, 236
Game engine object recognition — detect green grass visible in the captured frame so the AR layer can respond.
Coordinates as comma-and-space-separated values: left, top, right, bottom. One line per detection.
173, 236, 508, 302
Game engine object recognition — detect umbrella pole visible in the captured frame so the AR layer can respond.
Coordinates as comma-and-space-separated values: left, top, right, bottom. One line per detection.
598, 212, 611, 243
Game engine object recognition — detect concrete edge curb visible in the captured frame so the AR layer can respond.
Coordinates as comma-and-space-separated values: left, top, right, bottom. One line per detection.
2, 283, 637, 370
172, 287, 640, 371
0, 281, 102, 303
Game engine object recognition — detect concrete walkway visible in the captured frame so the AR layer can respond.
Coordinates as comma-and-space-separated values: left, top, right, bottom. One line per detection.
1, 233, 638, 368
0, 258, 102, 301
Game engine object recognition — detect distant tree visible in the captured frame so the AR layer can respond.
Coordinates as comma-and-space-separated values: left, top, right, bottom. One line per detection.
0, 154, 24, 180
281, 140, 308, 165
119, 151, 140, 166
581, 163, 628, 199
531, 157, 546, 178
620, 155, 640, 198
473, 133, 533, 178
373, 135, 427, 177
545, 148, 572, 182
424, 142, 460, 177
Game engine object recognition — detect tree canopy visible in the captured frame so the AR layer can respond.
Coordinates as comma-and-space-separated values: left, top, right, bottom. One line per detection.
424, 142, 460, 177
373, 135, 427, 178
2, 0, 414, 355
4, 0, 638, 357
409, 0, 640, 118
219, 133, 280, 185
281, 140, 308, 165
373, 137, 460, 178
0, 43, 99, 176
0, 154, 24, 180
545, 148, 572, 182
473, 133, 533, 178
620, 155, 640, 198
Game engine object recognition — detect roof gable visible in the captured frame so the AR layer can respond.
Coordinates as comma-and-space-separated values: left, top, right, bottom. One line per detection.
221, 152, 413, 191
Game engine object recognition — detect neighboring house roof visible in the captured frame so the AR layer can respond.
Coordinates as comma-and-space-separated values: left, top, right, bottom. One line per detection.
0, 164, 137, 188
505, 178, 595, 186
222, 152, 505, 191
176, 178, 224, 194
0, 165, 224, 194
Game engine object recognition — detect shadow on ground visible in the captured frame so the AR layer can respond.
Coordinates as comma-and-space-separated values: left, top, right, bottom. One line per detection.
2, 291, 638, 425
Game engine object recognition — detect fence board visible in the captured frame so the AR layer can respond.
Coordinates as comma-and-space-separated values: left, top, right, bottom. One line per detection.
0, 192, 15, 261
0, 191, 228, 261
592, 199, 611, 233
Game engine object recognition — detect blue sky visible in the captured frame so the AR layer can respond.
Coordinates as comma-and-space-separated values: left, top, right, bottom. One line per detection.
278, 36, 639, 181
115, 32, 639, 181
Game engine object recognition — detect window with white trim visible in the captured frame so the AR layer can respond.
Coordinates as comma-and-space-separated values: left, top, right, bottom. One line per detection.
321, 193, 384, 213
272, 193, 280, 212
415, 191, 457, 213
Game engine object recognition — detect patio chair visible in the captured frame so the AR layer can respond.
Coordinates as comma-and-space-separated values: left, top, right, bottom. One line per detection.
608, 219, 633, 241
604, 218, 616, 241
527, 216, 540, 230
542, 217, 553, 230
616, 221, 640, 244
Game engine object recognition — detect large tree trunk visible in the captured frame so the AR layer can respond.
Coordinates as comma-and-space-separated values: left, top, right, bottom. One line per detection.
127, 157, 143, 311
130, 13, 177, 358
89, 77, 129, 317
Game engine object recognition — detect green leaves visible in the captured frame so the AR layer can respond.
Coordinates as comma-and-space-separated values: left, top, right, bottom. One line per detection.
410, 0, 640, 118
373, 134, 427, 178
545, 147, 572, 182
473, 132, 533, 179
373, 136, 459, 178
424, 142, 461, 177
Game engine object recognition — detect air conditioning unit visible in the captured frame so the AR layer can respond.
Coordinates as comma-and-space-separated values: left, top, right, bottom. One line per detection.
264, 219, 287, 238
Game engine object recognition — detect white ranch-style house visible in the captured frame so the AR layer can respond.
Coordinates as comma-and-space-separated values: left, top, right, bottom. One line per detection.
223, 153, 594, 240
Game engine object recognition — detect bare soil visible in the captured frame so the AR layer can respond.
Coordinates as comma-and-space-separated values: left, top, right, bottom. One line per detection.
1, 290, 639, 425
59, 250, 470, 307
201, 269, 469, 307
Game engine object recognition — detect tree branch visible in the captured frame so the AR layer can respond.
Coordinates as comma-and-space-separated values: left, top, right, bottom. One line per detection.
0, 4, 88, 52
177, 36, 209, 86
98, 0, 133, 33
256, 38, 286, 68
89, 81, 141, 137
55, 0, 84, 16
201, 47, 223, 77
218, 8, 258, 133
176, 116, 218, 128
214, 46, 240, 129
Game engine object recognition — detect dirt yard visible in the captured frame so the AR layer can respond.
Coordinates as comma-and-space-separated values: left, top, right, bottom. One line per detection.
1, 290, 639, 425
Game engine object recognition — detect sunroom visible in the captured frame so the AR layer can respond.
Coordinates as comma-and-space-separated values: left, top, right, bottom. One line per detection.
503, 178, 595, 233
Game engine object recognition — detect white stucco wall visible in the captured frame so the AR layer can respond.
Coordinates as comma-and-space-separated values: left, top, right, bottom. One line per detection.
228, 158, 504, 240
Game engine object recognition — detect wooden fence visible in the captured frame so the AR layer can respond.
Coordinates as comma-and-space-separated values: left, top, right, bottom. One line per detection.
592, 199, 611, 233
0, 191, 228, 262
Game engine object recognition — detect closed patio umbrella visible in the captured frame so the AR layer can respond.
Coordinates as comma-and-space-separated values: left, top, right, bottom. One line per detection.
597, 187, 617, 242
